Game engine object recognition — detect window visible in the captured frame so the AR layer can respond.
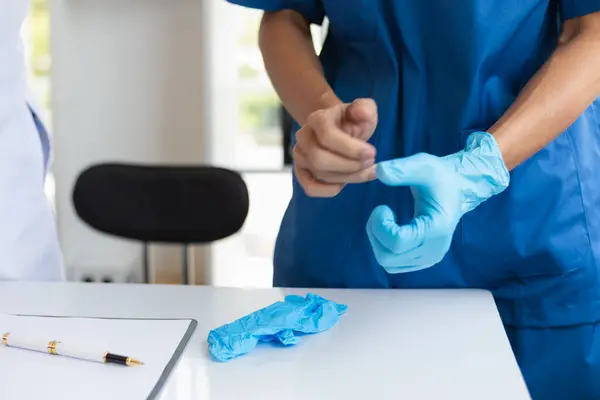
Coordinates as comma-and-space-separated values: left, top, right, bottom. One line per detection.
236, 13, 283, 169
207, 3, 326, 287
24, 0, 54, 208
210, 4, 326, 171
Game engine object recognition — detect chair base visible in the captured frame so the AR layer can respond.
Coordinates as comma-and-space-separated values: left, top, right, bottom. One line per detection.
141, 242, 190, 285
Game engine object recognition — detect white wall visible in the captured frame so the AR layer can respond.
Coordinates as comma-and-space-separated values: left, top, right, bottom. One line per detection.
204, 3, 299, 289
50, 0, 210, 283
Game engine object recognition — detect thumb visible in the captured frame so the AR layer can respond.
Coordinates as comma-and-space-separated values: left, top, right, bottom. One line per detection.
376, 153, 436, 187
342, 98, 378, 141
346, 98, 377, 123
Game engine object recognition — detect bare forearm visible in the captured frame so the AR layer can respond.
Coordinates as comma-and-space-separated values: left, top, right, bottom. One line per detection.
259, 10, 340, 125
490, 15, 600, 170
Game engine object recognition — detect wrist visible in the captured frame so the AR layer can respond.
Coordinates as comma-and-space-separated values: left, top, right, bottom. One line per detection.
487, 122, 520, 170
450, 132, 510, 215
296, 90, 342, 127
316, 90, 343, 110
464, 131, 511, 192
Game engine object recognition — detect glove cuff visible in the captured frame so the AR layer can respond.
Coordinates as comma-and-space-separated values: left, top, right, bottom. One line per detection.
464, 131, 510, 195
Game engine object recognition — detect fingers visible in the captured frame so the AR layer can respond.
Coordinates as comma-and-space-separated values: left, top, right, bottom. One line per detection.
366, 205, 429, 255
295, 128, 370, 173
294, 148, 375, 197
293, 100, 379, 197
366, 224, 434, 272
294, 143, 376, 183
318, 164, 376, 184
366, 205, 454, 272
376, 153, 438, 187
294, 163, 344, 198
307, 109, 376, 161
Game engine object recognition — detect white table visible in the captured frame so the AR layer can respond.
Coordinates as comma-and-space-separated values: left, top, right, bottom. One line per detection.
0, 283, 530, 400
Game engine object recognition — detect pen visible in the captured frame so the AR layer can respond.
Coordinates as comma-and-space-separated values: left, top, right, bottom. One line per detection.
1, 332, 144, 366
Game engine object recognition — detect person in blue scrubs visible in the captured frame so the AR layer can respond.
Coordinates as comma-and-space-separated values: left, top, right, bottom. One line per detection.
227, 1, 600, 398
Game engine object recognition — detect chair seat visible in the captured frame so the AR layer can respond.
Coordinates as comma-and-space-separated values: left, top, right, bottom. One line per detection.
73, 163, 249, 244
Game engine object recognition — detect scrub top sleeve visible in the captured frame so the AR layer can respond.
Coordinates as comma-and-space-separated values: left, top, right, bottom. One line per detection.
226, 0, 325, 25
558, 0, 600, 20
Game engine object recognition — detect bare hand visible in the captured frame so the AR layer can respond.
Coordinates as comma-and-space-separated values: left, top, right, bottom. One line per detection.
293, 98, 378, 197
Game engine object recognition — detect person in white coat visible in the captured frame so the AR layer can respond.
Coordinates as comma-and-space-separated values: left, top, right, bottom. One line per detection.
1, 0, 64, 281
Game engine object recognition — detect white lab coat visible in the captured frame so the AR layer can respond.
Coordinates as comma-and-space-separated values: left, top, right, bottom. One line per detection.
0, 0, 64, 280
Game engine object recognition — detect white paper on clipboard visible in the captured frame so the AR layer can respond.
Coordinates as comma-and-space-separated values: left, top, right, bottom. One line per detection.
0, 313, 197, 400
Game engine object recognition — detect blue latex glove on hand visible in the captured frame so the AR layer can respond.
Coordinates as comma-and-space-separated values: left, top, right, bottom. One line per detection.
366, 132, 510, 273
207, 293, 347, 362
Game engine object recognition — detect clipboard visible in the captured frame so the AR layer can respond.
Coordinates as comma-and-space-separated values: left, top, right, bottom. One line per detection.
0, 314, 197, 400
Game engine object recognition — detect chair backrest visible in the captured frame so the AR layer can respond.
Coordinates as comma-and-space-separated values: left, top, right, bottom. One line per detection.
72, 163, 249, 244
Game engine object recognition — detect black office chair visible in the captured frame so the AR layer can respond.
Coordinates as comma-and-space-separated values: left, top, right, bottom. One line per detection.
72, 163, 249, 284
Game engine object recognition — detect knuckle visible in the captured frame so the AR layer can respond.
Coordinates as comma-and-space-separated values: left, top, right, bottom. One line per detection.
413, 152, 433, 161
307, 151, 326, 170
315, 125, 332, 145
292, 147, 308, 168
294, 127, 309, 144
299, 129, 320, 151
292, 145, 302, 160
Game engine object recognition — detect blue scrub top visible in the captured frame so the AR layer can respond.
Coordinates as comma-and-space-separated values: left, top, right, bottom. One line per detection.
228, 0, 600, 329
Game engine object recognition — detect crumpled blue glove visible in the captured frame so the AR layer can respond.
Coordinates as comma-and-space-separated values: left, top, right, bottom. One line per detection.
207, 293, 347, 362
366, 131, 510, 273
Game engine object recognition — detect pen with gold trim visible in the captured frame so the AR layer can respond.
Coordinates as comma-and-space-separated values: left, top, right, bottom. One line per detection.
1, 332, 144, 366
